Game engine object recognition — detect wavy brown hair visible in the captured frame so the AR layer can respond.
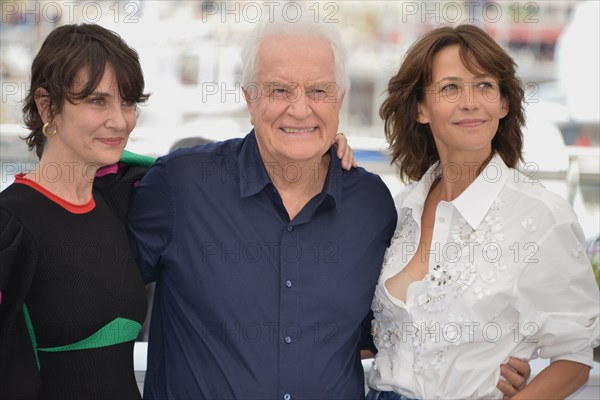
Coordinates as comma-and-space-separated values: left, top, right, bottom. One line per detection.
380, 25, 525, 182
22, 24, 150, 159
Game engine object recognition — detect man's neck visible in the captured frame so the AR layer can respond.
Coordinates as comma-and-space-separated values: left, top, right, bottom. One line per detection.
267, 154, 331, 220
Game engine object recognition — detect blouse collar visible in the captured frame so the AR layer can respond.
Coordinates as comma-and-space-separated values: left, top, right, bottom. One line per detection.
402, 153, 510, 230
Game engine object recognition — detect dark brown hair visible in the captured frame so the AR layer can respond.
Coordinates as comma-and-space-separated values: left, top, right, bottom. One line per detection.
22, 24, 150, 159
380, 24, 525, 182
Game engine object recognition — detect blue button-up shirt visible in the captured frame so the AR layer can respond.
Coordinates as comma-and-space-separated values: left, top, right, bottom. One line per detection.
128, 131, 397, 399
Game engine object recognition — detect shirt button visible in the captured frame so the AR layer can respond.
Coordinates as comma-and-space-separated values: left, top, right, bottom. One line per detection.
437, 217, 446, 223
285, 280, 292, 288
287, 226, 293, 232
285, 336, 292, 344
284, 394, 291, 400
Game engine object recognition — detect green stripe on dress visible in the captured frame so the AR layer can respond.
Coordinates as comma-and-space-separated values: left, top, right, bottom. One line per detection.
22, 304, 40, 370
38, 317, 142, 352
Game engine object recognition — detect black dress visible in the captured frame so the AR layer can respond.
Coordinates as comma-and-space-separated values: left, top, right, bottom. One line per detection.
0, 166, 147, 399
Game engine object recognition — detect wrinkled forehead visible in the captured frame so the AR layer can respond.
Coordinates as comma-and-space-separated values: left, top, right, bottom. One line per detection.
255, 35, 336, 80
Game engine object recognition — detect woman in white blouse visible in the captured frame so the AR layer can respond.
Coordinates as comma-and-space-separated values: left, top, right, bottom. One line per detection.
367, 25, 599, 400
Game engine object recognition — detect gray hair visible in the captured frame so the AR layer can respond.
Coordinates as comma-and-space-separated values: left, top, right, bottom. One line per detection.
240, 11, 349, 98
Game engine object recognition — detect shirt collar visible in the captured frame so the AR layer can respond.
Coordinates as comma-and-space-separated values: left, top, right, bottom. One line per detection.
402, 153, 510, 230
401, 165, 439, 218
238, 130, 343, 213
322, 147, 343, 214
452, 153, 510, 229
238, 130, 271, 198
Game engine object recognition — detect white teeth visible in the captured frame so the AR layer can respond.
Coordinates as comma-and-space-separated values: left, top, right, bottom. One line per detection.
282, 127, 315, 133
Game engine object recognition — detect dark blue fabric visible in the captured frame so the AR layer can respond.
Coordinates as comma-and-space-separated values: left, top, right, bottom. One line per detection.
366, 390, 418, 400
128, 131, 397, 399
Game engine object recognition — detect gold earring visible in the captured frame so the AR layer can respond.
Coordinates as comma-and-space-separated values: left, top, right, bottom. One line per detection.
42, 122, 58, 137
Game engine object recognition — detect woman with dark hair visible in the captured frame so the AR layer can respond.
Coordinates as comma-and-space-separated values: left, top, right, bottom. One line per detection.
0, 24, 150, 399
367, 25, 599, 399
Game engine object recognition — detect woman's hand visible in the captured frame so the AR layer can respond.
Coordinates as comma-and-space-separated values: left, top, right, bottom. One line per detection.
497, 357, 531, 399
333, 132, 357, 170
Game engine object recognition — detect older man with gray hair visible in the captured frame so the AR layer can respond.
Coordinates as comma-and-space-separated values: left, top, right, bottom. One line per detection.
128, 11, 396, 399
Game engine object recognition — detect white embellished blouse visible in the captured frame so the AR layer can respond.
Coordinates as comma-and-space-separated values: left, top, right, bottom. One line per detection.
367, 154, 600, 399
